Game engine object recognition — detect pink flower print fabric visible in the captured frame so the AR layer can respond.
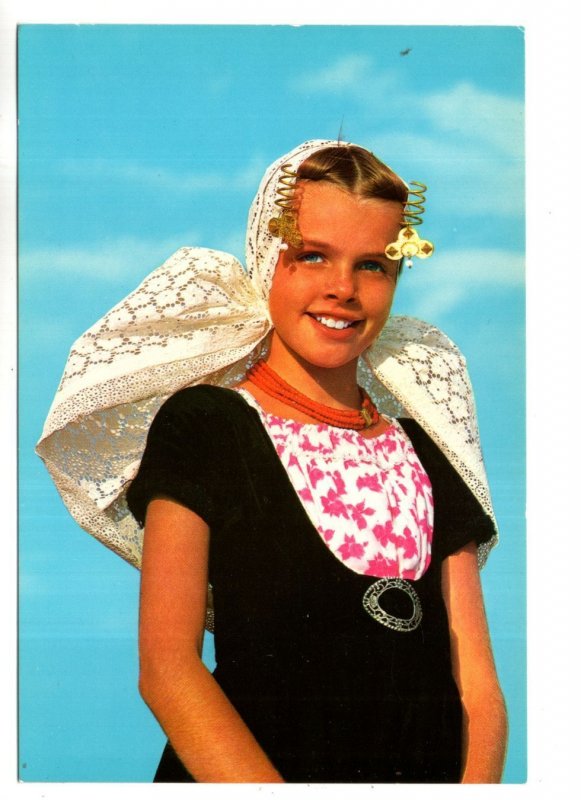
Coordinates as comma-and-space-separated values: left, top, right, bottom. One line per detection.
236, 389, 434, 580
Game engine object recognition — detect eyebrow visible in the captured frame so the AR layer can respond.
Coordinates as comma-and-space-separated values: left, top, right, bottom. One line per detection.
301, 239, 390, 260
301, 238, 334, 250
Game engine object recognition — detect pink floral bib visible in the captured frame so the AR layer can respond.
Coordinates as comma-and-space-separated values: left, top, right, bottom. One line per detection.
237, 389, 433, 581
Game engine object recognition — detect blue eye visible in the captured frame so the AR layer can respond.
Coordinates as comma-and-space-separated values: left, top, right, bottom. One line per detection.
297, 252, 324, 264
358, 260, 387, 274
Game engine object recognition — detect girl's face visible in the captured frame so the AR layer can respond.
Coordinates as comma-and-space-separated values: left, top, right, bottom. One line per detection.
268, 180, 403, 372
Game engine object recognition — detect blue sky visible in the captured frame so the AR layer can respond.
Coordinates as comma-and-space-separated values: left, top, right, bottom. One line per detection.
18, 25, 525, 783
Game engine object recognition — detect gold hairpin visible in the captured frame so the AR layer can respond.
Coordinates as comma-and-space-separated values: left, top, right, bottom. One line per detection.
384, 181, 434, 268
268, 163, 303, 248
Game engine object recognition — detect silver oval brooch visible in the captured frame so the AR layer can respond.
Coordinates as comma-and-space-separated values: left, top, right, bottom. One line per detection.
362, 578, 423, 632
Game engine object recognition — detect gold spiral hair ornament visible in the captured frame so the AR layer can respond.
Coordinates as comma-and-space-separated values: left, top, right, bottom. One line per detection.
385, 181, 435, 268
268, 163, 303, 248
403, 181, 428, 228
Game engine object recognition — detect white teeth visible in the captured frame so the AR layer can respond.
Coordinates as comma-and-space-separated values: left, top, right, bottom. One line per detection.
314, 315, 354, 330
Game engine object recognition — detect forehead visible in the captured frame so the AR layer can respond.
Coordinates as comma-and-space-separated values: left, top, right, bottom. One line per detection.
296, 181, 403, 246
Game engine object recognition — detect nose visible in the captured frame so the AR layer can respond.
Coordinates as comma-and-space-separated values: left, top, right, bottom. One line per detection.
323, 264, 357, 303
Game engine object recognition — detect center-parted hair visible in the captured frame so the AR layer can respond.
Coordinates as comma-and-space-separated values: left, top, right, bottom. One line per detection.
296, 145, 408, 205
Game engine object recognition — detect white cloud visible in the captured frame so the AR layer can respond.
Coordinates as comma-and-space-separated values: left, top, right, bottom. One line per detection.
290, 54, 398, 107
59, 156, 265, 194
441, 248, 525, 287
366, 130, 524, 218
291, 54, 376, 93
292, 56, 523, 156
422, 82, 524, 157
397, 247, 524, 320
20, 231, 204, 281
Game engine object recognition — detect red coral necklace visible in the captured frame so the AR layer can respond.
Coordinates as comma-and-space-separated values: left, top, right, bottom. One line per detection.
246, 359, 380, 430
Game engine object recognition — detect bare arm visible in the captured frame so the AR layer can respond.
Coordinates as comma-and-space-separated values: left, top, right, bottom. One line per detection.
138, 497, 283, 782
442, 542, 508, 783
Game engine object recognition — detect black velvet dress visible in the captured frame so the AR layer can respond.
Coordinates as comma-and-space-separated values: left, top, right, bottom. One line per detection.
127, 385, 494, 783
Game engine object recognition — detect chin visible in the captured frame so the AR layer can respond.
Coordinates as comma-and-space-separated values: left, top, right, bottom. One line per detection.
298, 347, 364, 372
270, 328, 371, 373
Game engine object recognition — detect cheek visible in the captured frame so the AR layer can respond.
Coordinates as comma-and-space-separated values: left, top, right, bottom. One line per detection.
268, 269, 290, 324
268, 262, 314, 322
365, 280, 396, 321
268, 275, 303, 333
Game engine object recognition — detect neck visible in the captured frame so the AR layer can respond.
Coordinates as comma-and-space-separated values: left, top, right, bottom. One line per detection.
265, 332, 361, 410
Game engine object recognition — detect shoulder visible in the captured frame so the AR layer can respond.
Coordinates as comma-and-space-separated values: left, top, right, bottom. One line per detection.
397, 418, 444, 465
397, 417, 495, 551
128, 385, 253, 529
157, 384, 250, 418
397, 416, 468, 493
148, 384, 261, 446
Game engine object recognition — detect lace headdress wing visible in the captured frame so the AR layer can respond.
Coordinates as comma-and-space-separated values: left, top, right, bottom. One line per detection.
36, 139, 497, 569
36, 248, 272, 565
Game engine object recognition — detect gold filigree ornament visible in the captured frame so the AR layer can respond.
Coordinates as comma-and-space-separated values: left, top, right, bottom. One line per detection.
268, 210, 303, 249
384, 181, 434, 269
385, 226, 435, 268
268, 163, 303, 249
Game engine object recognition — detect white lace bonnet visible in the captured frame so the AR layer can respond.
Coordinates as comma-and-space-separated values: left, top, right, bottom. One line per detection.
36, 139, 498, 569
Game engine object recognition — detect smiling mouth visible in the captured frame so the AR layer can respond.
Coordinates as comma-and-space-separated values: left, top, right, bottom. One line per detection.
309, 314, 362, 330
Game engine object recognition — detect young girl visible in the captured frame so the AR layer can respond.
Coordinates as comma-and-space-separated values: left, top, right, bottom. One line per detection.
37, 140, 507, 783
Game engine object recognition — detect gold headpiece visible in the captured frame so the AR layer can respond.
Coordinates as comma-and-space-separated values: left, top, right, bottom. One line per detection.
268, 163, 303, 249
385, 181, 434, 268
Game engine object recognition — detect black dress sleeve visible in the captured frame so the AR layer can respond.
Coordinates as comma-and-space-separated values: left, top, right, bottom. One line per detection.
126, 386, 239, 530
398, 418, 496, 560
